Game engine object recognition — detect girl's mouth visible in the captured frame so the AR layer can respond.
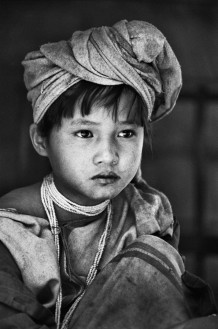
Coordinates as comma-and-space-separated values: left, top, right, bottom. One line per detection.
91, 172, 121, 184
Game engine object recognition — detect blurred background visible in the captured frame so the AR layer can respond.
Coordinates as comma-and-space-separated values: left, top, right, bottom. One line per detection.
0, 0, 218, 305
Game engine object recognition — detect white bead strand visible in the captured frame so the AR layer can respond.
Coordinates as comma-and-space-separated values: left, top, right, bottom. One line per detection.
61, 203, 112, 329
40, 173, 112, 329
44, 173, 110, 216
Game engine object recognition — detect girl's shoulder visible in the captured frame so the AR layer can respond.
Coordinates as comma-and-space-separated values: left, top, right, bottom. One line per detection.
0, 182, 45, 218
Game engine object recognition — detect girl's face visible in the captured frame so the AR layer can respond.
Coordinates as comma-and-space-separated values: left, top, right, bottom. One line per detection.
44, 91, 144, 206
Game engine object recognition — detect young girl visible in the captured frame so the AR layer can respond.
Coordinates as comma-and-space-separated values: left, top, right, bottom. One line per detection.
0, 19, 217, 329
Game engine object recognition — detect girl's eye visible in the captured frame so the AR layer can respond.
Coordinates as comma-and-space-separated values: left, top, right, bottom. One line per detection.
75, 130, 93, 138
118, 130, 135, 138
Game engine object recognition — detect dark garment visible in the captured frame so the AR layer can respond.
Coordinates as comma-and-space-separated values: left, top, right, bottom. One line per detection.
0, 237, 217, 329
68, 236, 190, 329
182, 271, 217, 318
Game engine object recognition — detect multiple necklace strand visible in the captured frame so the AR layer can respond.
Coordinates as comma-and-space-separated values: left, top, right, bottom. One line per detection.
42, 173, 110, 216
41, 173, 112, 329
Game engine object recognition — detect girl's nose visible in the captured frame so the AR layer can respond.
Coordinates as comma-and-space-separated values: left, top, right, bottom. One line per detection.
93, 140, 119, 166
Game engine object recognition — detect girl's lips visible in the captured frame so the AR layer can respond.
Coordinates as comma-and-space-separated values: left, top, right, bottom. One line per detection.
92, 177, 120, 185
91, 172, 120, 180
91, 172, 121, 184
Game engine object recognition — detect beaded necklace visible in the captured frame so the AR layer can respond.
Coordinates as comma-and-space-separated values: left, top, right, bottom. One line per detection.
41, 173, 112, 329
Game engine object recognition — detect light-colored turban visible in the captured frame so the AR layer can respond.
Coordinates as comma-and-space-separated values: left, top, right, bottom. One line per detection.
22, 19, 182, 123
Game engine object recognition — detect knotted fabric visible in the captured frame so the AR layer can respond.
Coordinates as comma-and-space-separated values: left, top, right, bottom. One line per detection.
22, 19, 182, 123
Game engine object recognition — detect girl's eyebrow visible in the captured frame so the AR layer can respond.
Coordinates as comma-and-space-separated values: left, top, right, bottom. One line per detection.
70, 119, 100, 126
70, 119, 136, 126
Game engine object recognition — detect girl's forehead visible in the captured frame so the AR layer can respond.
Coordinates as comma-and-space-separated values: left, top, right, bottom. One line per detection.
73, 104, 127, 122
74, 89, 139, 121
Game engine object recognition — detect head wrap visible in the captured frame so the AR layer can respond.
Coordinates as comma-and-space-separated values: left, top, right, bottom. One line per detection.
22, 19, 182, 123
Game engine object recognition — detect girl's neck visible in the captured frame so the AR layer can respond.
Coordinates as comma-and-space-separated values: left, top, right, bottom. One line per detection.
41, 173, 110, 223
53, 203, 107, 224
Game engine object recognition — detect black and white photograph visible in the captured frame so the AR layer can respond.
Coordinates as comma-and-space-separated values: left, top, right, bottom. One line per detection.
0, 1, 218, 328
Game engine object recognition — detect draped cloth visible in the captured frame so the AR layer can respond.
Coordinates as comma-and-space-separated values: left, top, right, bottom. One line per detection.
22, 19, 182, 123
0, 180, 174, 309
68, 235, 189, 329
0, 180, 217, 327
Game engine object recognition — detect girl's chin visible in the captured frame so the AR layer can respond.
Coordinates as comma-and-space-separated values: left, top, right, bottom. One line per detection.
90, 190, 121, 203
74, 183, 127, 205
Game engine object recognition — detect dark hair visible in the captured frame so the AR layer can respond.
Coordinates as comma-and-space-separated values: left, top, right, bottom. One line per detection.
37, 80, 150, 139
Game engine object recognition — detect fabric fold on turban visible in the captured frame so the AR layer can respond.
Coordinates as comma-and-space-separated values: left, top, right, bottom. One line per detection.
22, 19, 182, 123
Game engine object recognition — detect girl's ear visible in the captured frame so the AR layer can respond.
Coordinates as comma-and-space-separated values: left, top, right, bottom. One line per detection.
29, 123, 48, 157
